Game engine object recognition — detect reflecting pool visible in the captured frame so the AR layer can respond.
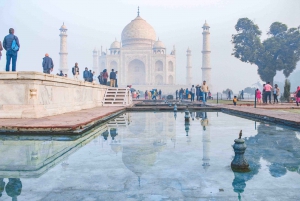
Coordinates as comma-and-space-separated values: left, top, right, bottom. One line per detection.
0, 112, 300, 201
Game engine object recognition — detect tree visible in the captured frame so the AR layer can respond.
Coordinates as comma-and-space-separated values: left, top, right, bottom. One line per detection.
232, 18, 300, 85
283, 79, 291, 102
243, 87, 257, 95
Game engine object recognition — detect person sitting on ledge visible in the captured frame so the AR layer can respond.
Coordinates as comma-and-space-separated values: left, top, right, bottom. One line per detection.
59, 70, 64, 76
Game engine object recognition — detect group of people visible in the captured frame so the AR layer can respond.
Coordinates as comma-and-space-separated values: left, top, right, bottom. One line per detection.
176, 81, 210, 104
255, 82, 280, 104
144, 89, 162, 100
98, 69, 118, 87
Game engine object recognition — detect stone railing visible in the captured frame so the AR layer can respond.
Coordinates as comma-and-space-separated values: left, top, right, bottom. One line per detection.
0, 72, 109, 118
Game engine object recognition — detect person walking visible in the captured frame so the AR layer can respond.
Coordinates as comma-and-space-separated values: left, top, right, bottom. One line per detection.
42, 53, 54, 74
264, 82, 272, 104
241, 90, 244, 99
190, 85, 196, 102
179, 88, 184, 100
228, 90, 231, 100
3, 28, 20, 71
115, 71, 118, 87
273, 84, 280, 104
196, 85, 201, 101
148, 90, 152, 100
0, 41, 3, 60
158, 90, 162, 99
201, 81, 209, 104
102, 69, 108, 85
145, 90, 148, 99
72, 63, 80, 80
83, 67, 89, 81
295, 86, 300, 106
110, 69, 116, 87
256, 88, 262, 104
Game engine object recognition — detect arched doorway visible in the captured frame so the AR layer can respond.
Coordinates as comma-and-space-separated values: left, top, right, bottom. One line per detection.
168, 75, 174, 85
110, 61, 118, 72
155, 75, 163, 85
155, 61, 163, 71
128, 59, 146, 85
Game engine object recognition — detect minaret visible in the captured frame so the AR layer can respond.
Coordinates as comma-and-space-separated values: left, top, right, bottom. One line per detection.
186, 47, 192, 85
59, 23, 68, 74
93, 48, 98, 74
202, 21, 211, 90
201, 112, 210, 170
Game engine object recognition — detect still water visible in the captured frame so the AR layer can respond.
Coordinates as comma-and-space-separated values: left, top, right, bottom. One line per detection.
0, 112, 299, 201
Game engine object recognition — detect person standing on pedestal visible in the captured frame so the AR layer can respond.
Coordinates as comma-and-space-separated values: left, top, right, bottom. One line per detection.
201, 81, 209, 104
72, 63, 80, 80
3, 28, 20, 71
42, 53, 54, 74
110, 69, 116, 87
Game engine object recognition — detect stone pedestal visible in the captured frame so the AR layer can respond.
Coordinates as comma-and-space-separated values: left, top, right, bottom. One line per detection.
231, 138, 250, 172
0, 72, 108, 118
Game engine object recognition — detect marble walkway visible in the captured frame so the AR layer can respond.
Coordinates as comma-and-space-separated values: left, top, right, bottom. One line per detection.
0, 106, 125, 132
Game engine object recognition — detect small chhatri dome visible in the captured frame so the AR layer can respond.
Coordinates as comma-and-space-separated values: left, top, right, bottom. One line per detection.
203, 20, 210, 28
110, 38, 121, 49
60, 22, 67, 30
121, 9, 156, 47
153, 38, 165, 49
187, 47, 191, 53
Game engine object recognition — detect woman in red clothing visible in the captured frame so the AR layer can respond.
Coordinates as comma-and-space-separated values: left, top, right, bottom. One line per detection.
256, 88, 262, 104
102, 69, 108, 85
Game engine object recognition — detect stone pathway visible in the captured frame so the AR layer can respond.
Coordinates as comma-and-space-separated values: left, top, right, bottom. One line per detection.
0, 107, 125, 132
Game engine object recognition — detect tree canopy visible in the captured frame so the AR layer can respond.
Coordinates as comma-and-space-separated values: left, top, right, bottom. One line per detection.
232, 18, 300, 84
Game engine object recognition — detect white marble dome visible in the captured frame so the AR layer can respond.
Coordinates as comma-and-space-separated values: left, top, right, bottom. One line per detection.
110, 39, 121, 49
153, 39, 165, 49
121, 16, 156, 47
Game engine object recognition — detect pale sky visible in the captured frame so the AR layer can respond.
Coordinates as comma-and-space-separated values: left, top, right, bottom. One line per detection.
1, 0, 299, 92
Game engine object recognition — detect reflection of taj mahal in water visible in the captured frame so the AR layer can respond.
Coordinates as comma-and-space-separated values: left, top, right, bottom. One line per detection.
92, 8, 212, 89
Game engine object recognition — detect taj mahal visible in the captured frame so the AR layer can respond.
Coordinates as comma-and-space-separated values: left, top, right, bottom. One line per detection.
59, 8, 212, 91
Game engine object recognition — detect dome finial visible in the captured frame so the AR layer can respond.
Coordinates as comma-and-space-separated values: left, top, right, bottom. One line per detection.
137, 6, 140, 16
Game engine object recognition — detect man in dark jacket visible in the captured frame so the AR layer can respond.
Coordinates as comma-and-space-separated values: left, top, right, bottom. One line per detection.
89, 70, 93, 82
110, 69, 116, 87
72, 63, 80, 80
42, 53, 54, 74
3, 28, 20, 71
83, 67, 89, 81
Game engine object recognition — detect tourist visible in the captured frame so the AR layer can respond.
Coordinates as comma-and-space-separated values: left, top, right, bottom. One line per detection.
201, 81, 209, 104
208, 91, 212, 100
110, 69, 116, 87
83, 67, 89, 81
64, 74, 67, 77
0, 40, 3, 60
227, 90, 231, 100
148, 90, 152, 100
262, 84, 267, 103
115, 71, 118, 87
256, 88, 262, 104
152, 90, 157, 100
185, 88, 189, 99
190, 85, 195, 102
58, 71, 64, 76
98, 71, 103, 84
102, 69, 108, 85
42, 53, 54, 74
145, 90, 148, 99
179, 88, 184, 100
176, 90, 178, 100
3, 28, 20, 71
241, 90, 244, 99
93, 71, 97, 84
233, 96, 237, 106
273, 84, 280, 104
158, 90, 162, 99
264, 82, 272, 104
136, 90, 140, 99
72, 63, 80, 80
295, 86, 300, 106
89, 70, 93, 82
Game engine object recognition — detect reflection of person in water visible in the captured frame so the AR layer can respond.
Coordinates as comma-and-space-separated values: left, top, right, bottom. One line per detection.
5, 178, 22, 201
102, 130, 109, 141
201, 112, 208, 131
0, 178, 5, 197
110, 128, 118, 140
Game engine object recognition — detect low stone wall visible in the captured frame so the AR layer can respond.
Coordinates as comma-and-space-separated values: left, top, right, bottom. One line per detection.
0, 72, 108, 118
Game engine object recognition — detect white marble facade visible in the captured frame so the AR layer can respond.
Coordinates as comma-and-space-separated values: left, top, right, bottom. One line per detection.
93, 14, 176, 87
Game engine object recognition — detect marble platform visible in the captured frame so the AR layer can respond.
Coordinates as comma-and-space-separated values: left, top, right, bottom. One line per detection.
0, 72, 108, 118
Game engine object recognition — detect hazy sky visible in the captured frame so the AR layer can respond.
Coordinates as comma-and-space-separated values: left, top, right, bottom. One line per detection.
1, 0, 299, 92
